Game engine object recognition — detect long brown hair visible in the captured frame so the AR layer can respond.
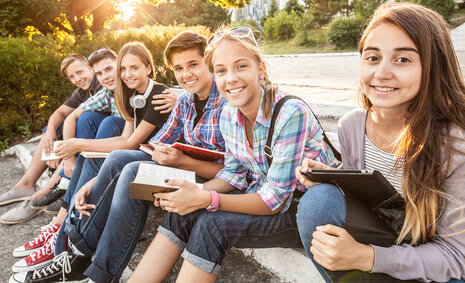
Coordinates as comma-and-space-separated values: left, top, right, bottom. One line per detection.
358, 3, 465, 245
204, 27, 278, 118
115, 42, 155, 121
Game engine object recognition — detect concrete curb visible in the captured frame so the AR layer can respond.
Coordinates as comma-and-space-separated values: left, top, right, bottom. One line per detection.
7, 100, 347, 283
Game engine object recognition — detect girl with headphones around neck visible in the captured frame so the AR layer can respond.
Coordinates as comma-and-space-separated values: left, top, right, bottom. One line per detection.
114, 41, 176, 145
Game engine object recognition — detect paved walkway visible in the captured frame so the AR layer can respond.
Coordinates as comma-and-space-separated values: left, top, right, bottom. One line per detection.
267, 22, 465, 105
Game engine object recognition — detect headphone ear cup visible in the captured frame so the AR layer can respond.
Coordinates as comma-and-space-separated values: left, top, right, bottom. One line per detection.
129, 95, 136, 108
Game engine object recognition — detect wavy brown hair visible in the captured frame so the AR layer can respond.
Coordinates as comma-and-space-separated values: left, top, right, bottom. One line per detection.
358, 3, 465, 245
204, 27, 278, 118
115, 42, 155, 121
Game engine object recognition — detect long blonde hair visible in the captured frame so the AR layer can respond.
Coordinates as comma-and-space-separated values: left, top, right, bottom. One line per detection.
204, 27, 278, 118
115, 42, 155, 121
359, 3, 465, 245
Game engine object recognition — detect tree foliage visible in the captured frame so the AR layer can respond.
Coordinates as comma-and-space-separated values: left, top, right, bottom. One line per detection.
0, 0, 120, 37
260, 0, 279, 27
209, 0, 249, 9
143, 0, 230, 30
352, 0, 386, 20
407, 0, 455, 20
304, 0, 351, 26
285, 0, 304, 15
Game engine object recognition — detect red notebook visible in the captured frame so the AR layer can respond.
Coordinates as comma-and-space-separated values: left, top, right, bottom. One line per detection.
142, 141, 225, 162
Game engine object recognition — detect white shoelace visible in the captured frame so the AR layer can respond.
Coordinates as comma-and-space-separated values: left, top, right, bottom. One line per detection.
32, 251, 72, 282
29, 217, 57, 246
29, 232, 57, 262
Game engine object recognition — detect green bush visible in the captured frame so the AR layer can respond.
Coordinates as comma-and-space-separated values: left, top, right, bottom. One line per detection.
328, 16, 366, 49
0, 36, 74, 145
0, 24, 211, 145
264, 11, 299, 41
410, 0, 455, 20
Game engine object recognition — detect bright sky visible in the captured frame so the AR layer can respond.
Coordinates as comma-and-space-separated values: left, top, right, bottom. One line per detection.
115, 0, 138, 21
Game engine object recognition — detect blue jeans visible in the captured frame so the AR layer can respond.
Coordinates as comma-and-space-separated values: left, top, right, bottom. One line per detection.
296, 184, 464, 283
56, 150, 152, 265
158, 200, 301, 275
58, 112, 124, 180
61, 113, 125, 207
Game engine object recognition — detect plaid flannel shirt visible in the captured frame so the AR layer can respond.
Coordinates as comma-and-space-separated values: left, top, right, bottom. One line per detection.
216, 89, 339, 213
150, 80, 226, 152
79, 88, 121, 117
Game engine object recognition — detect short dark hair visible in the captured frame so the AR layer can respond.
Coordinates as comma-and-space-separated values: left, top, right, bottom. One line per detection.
164, 31, 207, 69
88, 48, 117, 67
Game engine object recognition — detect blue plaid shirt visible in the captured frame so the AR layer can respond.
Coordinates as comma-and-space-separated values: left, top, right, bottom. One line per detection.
150, 79, 226, 152
79, 88, 121, 117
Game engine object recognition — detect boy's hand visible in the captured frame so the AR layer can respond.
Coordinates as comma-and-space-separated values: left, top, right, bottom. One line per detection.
55, 139, 80, 159
152, 89, 179, 114
43, 130, 57, 156
63, 155, 77, 178
150, 144, 186, 167
75, 177, 97, 219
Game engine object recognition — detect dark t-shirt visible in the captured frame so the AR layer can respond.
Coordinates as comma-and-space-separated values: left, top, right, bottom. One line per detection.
63, 75, 102, 109
193, 94, 208, 128
134, 82, 171, 143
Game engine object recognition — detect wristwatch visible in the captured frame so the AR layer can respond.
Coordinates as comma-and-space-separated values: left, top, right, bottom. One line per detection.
206, 190, 219, 212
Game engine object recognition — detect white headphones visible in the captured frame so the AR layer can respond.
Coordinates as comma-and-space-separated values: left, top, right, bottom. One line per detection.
130, 78, 154, 130
129, 78, 154, 109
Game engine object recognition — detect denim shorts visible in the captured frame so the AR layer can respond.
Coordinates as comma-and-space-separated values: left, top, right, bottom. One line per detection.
158, 191, 301, 274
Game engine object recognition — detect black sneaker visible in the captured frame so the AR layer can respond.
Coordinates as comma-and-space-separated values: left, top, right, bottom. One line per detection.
31, 185, 66, 209
44, 198, 63, 216
9, 251, 91, 283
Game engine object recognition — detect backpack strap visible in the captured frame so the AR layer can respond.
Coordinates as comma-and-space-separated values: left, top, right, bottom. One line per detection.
265, 95, 342, 167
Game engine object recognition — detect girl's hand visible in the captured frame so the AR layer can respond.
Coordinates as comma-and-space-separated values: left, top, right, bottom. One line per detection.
311, 224, 374, 272
152, 89, 179, 114
63, 155, 77, 178
55, 139, 80, 159
75, 178, 97, 219
295, 158, 332, 188
154, 179, 210, 215
150, 144, 186, 167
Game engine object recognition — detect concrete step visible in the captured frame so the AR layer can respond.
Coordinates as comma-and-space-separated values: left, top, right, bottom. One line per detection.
2, 99, 352, 283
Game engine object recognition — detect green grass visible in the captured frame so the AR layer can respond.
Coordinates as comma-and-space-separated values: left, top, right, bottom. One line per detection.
263, 28, 356, 55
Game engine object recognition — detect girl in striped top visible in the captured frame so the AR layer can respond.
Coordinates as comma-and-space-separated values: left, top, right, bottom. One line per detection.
296, 3, 465, 282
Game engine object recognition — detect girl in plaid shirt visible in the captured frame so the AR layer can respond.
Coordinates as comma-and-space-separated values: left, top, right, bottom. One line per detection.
129, 27, 338, 282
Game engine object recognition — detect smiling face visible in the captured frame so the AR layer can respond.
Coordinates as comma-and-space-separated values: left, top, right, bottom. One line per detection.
93, 58, 116, 91
360, 22, 422, 112
171, 48, 213, 99
211, 39, 265, 112
65, 60, 94, 90
120, 53, 151, 93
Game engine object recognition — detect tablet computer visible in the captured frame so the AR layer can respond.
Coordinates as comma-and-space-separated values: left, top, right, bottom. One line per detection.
302, 169, 404, 210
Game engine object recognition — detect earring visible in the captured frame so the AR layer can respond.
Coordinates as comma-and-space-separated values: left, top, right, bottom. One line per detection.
259, 75, 263, 80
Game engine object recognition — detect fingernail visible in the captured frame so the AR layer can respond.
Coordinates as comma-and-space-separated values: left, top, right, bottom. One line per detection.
316, 226, 323, 231
164, 179, 169, 183
300, 178, 305, 183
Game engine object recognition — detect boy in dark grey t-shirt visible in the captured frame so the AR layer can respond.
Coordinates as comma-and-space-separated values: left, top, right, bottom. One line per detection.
0, 53, 101, 224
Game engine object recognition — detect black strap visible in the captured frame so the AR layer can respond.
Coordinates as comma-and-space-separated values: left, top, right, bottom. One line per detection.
265, 95, 342, 167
